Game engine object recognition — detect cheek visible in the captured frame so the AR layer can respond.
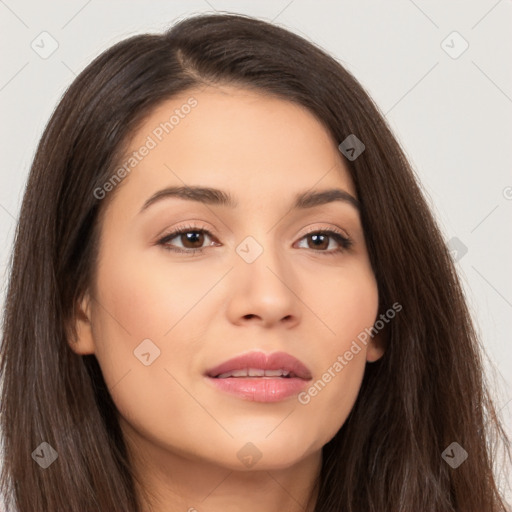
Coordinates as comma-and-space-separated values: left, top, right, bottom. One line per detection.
304, 260, 379, 346
91, 245, 213, 348
88, 254, 208, 447
296, 264, 378, 438
88, 241, 218, 408
87, 249, 189, 391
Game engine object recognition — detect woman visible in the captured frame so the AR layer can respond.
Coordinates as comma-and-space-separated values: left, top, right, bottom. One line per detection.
0, 12, 510, 512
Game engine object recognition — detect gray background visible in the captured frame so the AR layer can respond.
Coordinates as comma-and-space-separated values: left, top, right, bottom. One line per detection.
0, 0, 511, 498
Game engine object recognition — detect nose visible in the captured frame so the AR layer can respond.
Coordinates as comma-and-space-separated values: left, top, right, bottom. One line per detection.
225, 237, 302, 329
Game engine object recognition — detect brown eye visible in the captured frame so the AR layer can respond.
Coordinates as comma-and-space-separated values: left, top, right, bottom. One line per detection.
158, 225, 351, 256
307, 233, 329, 250
296, 229, 352, 255
179, 231, 205, 249
158, 225, 217, 254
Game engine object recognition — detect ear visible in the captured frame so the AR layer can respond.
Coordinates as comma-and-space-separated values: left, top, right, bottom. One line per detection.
67, 292, 96, 355
366, 329, 386, 363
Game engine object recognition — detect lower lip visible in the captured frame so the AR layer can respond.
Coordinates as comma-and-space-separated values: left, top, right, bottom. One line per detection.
206, 376, 309, 402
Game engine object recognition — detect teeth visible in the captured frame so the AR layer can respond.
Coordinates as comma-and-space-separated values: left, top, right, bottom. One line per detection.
263, 369, 287, 377
216, 368, 291, 378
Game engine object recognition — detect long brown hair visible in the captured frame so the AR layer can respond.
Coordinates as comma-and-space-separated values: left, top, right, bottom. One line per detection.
1, 12, 510, 512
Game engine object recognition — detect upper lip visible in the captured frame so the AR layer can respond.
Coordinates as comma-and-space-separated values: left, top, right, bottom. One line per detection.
205, 350, 312, 380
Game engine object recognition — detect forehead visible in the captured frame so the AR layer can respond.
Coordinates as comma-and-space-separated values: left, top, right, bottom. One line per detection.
104, 85, 355, 214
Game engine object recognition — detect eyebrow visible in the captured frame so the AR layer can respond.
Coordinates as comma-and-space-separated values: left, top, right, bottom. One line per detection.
139, 185, 360, 213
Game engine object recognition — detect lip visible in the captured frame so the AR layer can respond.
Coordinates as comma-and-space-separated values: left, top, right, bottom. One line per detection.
204, 350, 312, 403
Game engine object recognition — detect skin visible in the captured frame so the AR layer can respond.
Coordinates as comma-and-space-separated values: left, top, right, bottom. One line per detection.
69, 85, 384, 512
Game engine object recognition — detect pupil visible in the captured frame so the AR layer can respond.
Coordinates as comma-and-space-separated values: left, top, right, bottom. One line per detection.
311, 234, 327, 249
184, 232, 203, 247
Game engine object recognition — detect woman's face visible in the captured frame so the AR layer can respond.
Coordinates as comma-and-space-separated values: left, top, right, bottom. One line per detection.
71, 85, 382, 473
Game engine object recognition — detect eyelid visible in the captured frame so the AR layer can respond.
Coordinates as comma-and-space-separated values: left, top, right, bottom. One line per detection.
299, 223, 350, 239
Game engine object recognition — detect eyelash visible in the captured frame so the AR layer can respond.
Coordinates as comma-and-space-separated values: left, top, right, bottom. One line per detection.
157, 223, 353, 257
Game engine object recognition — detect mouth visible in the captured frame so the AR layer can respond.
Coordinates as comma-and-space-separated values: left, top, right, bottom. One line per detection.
204, 351, 312, 402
